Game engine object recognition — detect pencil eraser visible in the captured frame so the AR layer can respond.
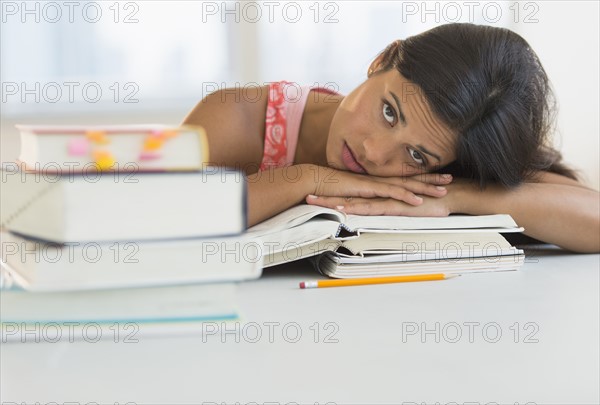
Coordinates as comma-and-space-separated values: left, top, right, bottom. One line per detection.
299, 282, 306, 289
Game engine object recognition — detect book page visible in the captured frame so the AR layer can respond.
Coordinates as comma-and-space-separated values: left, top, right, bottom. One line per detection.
317, 253, 524, 278
341, 232, 513, 255
264, 239, 341, 267
254, 218, 342, 267
246, 204, 345, 236
333, 246, 522, 263
255, 218, 341, 254
343, 214, 520, 232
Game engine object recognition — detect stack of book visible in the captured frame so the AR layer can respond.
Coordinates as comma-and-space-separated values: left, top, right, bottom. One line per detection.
247, 205, 526, 276
1, 124, 262, 340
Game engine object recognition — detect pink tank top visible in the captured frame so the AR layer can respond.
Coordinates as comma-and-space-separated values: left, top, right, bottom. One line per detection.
260, 81, 340, 170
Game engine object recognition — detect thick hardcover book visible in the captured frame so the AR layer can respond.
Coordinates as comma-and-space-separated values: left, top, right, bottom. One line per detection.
0, 231, 263, 291
0, 274, 241, 342
16, 124, 209, 172
1, 164, 247, 242
0, 281, 238, 324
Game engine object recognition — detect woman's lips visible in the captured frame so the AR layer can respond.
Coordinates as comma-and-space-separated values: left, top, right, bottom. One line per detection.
341, 142, 367, 174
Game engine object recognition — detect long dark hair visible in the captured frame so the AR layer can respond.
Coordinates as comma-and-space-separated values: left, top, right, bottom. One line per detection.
371, 23, 578, 188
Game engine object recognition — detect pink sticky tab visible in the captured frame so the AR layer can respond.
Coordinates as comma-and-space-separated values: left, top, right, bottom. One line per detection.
68, 138, 90, 156
139, 151, 161, 161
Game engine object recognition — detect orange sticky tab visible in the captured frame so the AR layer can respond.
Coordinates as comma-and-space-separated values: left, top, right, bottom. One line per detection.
162, 130, 178, 139
86, 130, 109, 144
92, 150, 115, 170
143, 136, 164, 151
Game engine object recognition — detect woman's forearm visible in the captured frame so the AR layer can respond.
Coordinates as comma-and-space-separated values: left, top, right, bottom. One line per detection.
453, 181, 600, 253
246, 164, 317, 227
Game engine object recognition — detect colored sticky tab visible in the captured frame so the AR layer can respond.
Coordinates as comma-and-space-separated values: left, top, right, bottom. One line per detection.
86, 130, 110, 144
67, 137, 90, 156
143, 136, 164, 151
162, 130, 178, 139
149, 129, 178, 140
139, 151, 162, 161
92, 150, 115, 170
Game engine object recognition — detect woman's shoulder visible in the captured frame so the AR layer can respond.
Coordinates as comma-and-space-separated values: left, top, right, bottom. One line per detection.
180, 81, 342, 173
182, 84, 271, 171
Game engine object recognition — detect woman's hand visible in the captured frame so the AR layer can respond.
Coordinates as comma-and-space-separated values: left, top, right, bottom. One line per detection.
246, 163, 454, 227
302, 164, 454, 212
304, 169, 600, 253
306, 194, 453, 217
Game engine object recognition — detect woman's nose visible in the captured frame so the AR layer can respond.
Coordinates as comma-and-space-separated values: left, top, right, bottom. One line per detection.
362, 134, 398, 167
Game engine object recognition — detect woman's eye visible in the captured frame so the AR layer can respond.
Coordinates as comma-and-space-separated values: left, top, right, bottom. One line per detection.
408, 147, 426, 166
382, 102, 395, 125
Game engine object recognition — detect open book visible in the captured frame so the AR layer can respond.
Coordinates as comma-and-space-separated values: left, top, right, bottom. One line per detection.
247, 205, 525, 277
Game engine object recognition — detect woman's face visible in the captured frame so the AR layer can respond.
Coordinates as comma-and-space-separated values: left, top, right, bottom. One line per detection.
326, 69, 457, 177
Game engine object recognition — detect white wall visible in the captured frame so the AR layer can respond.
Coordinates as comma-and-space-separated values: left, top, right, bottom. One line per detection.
1, 1, 598, 189
510, 1, 599, 189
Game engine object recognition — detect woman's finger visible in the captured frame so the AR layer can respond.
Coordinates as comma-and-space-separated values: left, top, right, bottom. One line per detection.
367, 175, 452, 197
314, 167, 444, 204
408, 173, 453, 185
306, 195, 404, 215
362, 181, 425, 206
370, 177, 448, 198
371, 173, 453, 186
306, 195, 451, 217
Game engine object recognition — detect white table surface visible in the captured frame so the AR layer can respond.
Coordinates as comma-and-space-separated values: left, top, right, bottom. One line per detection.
1, 246, 599, 404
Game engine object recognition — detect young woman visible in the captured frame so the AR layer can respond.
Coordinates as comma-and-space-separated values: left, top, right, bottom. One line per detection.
183, 23, 599, 253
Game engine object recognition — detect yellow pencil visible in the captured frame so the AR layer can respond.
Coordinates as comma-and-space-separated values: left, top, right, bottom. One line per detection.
299, 273, 460, 289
